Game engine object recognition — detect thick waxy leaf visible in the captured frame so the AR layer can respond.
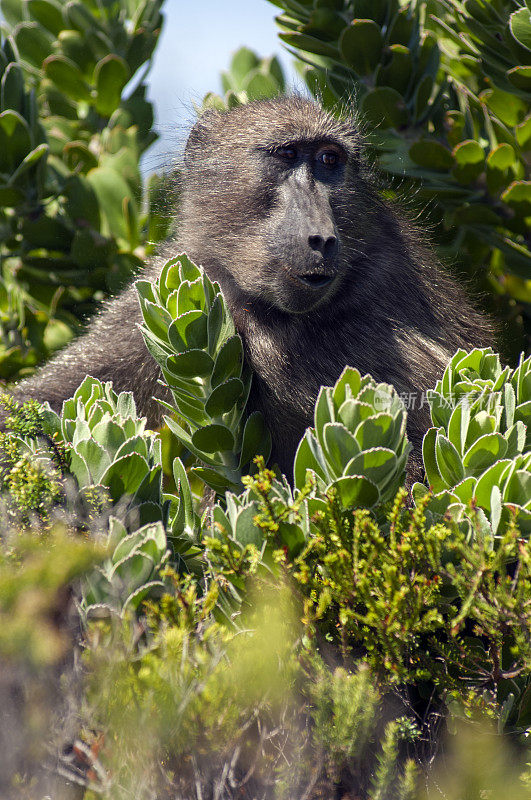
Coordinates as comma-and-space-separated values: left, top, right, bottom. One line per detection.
409, 140, 454, 171
27, 0, 64, 35
205, 378, 244, 418
294, 429, 328, 488
191, 424, 235, 454
502, 181, 531, 216
452, 140, 485, 183
339, 20, 383, 74
43, 54, 91, 101
463, 433, 508, 476
435, 434, 465, 486
503, 470, 531, 507
94, 55, 129, 117
239, 411, 271, 469
166, 349, 214, 377
344, 447, 397, 487
354, 413, 394, 450
423, 428, 447, 493
510, 7, 531, 51
234, 504, 263, 547
211, 335, 243, 387
100, 453, 150, 501
322, 422, 360, 475
361, 87, 408, 129
329, 475, 379, 508
474, 460, 513, 511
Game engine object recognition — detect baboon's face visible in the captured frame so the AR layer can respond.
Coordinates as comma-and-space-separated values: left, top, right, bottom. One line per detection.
182, 102, 362, 315
257, 139, 347, 314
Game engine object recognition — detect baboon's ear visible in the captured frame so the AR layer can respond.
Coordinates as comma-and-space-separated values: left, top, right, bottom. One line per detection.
184, 111, 219, 168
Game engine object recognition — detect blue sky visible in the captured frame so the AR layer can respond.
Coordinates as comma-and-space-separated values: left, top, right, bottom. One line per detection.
142, 0, 299, 173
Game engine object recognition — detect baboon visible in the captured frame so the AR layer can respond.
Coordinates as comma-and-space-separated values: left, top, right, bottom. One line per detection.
10, 97, 492, 479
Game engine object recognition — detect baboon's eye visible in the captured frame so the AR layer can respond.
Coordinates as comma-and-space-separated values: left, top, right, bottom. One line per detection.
275, 145, 297, 160
319, 150, 339, 167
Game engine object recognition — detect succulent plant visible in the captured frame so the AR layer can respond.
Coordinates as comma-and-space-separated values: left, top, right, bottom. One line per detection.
81, 517, 170, 618
32, 375, 200, 614
414, 348, 531, 541
201, 47, 286, 111
293, 367, 411, 509
0, 0, 170, 380
40, 376, 166, 529
137, 253, 271, 495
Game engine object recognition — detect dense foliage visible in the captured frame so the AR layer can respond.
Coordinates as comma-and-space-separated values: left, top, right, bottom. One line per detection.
0, 0, 171, 380
0, 1, 530, 798
1, 254, 530, 797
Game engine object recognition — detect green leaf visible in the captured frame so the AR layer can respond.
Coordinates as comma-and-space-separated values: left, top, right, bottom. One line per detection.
463, 433, 508, 477
230, 47, 260, 86
43, 55, 91, 102
507, 66, 531, 92
481, 87, 527, 127
191, 424, 235, 453
361, 87, 408, 129
166, 349, 214, 378
1, 61, 25, 115
329, 475, 380, 508
205, 377, 244, 418
294, 429, 328, 488
94, 55, 130, 117
510, 7, 531, 52
344, 447, 397, 486
322, 422, 360, 476
113, 551, 154, 588
86, 166, 133, 243
169, 310, 208, 350
409, 140, 454, 171
435, 434, 465, 487
100, 453, 149, 501
0, 110, 31, 171
339, 20, 383, 75
279, 32, 339, 59
452, 140, 485, 184
211, 335, 243, 387
243, 71, 280, 101
14, 22, 53, 68
332, 366, 362, 407
27, 0, 64, 35
503, 469, 531, 507
239, 411, 271, 469
234, 504, 263, 547
474, 459, 513, 511
375, 44, 412, 95
502, 181, 531, 216
423, 427, 446, 493
354, 413, 394, 450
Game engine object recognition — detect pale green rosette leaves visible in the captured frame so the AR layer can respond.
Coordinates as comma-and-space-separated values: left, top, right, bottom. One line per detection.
40, 375, 199, 616
137, 253, 271, 494
81, 518, 169, 618
415, 348, 531, 542
293, 366, 411, 509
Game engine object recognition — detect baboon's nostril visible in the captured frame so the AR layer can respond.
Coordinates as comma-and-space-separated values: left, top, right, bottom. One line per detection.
308, 235, 338, 258
323, 236, 338, 258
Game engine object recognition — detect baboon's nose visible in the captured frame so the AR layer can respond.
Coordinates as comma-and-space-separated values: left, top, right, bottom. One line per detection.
308, 234, 339, 259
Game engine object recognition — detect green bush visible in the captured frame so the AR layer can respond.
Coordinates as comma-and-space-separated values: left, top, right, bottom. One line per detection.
0, 0, 171, 380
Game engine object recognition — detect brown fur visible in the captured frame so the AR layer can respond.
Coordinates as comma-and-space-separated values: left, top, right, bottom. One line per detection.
11, 97, 492, 479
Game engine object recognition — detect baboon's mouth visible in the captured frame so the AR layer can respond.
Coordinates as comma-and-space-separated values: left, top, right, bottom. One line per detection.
297, 273, 333, 289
